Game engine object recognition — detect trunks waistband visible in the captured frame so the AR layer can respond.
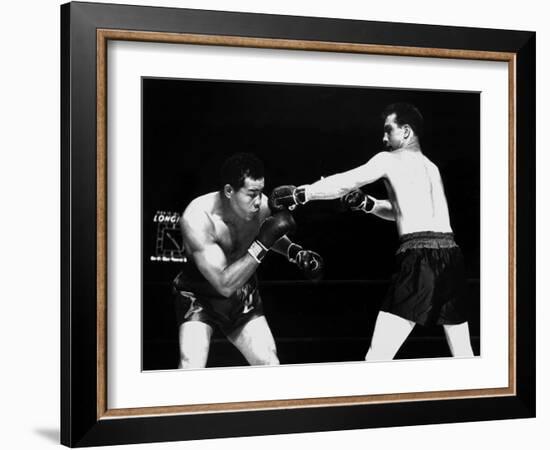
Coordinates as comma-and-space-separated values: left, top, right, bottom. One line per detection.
397, 231, 457, 254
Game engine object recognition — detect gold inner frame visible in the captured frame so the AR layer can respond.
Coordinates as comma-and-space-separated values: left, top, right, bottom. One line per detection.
96, 29, 517, 420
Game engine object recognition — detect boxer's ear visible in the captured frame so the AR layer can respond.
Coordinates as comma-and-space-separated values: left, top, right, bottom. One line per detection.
223, 184, 233, 199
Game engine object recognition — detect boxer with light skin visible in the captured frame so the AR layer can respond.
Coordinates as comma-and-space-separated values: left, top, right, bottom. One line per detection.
270, 103, 474, 361
173, 153, 323, 368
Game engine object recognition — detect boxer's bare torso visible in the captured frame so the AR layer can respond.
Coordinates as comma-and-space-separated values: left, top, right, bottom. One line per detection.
180, 178, 271, 298
182, 192, 269, 265
304, 148, 453, 237
382, 150, 452, 236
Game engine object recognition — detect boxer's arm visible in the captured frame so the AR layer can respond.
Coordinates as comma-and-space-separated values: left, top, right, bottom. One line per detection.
271, 235, 293, 256
264, 198, 294, 251
181, 213, 258, 298
266, 194, 304, 256
371, 199, 396, 221
271, 236, 324, 280
305, 152, 390, 201
341, 190, 396, 221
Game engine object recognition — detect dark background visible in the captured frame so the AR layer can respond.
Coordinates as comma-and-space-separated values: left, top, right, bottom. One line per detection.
142, 78, 480, 370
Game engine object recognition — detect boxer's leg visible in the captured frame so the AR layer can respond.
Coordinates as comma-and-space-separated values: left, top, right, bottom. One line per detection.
443, 321, 474, 357
227, 315, 279, 365
178, 321, 213, 368
365, 311, 416, 361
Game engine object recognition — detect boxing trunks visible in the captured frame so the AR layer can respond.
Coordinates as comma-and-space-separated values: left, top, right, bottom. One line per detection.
173, 260, 264, 335
380, 231, 469, 326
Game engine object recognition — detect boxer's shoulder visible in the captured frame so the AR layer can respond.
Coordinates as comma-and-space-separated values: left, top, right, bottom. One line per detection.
363, 151, 394, 174
184, 192, 220, 215
370, 150, 394, 165
422, 156, 441, 175
182, 193, 220, 234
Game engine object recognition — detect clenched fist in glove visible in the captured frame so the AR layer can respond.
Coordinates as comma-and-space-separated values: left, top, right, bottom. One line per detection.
269, 185, 308, 212
248, 210, 296, 263
341, 189, 375, 213
287, 243, 324, 281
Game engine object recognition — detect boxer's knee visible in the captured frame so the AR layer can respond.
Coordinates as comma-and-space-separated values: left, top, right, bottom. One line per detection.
178, 321, 212, 368
443, 322, 474, 357
244, 333, 279, 365
365, 312, 415, 361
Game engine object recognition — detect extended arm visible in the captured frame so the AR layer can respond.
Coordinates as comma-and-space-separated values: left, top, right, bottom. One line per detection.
269, 152, 391, 210
306, 152, 389, 200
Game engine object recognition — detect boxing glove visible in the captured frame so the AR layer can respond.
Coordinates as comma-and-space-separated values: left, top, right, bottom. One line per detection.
287, 243, 324, 281
341, 189, 375, 213
248, 210, 296, 263
269, 185, 308, 212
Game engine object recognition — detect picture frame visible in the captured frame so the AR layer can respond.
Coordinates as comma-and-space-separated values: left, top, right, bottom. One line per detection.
61, 1, 535, 447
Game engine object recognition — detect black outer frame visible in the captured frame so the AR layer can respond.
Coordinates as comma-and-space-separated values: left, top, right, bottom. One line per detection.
60, 1, 535, 447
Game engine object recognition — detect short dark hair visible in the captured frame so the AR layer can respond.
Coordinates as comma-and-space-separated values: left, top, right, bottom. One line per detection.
220, 152, 264, 191
382, 103, 424, 138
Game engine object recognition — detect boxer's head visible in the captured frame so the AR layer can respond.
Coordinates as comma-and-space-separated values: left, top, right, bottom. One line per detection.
220, 153, 265, 221
381, 103, 424, 151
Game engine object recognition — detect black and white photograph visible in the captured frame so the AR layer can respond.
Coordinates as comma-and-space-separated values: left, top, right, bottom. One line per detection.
142, 78, 481, 370
0, 0, 545, 444
55, 1, 537, 447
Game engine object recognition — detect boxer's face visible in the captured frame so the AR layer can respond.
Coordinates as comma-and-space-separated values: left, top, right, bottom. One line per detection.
382, 113, 407, 151
227, 176, 264, 221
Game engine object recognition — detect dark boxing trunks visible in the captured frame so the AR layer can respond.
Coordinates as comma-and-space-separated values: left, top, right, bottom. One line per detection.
380, 231, 468, 326
173, 262, 264, 335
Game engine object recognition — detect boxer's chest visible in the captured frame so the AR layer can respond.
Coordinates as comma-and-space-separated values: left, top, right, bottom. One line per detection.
214, 218, 260, 261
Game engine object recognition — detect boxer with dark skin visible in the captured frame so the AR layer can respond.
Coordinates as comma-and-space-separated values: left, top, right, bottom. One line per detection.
173, 153, 323, 368
270, 103, 474, 361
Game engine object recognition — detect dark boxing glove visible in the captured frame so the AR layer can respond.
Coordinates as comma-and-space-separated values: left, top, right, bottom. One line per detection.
248, 210, 296, 263
269, 185, 308, 212
287, 243, 324, 281
341, 189, 375, 213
